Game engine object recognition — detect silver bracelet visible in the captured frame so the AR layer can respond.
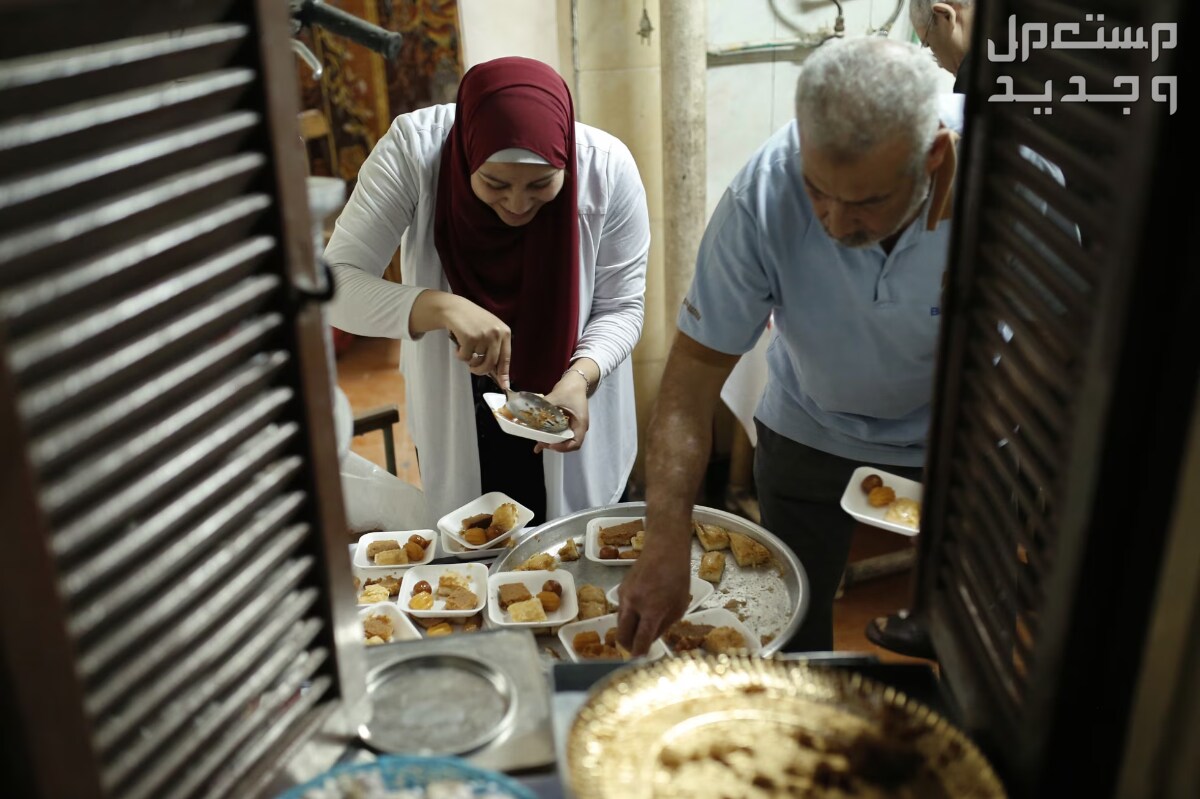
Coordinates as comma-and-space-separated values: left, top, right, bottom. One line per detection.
563, 366, 593, 394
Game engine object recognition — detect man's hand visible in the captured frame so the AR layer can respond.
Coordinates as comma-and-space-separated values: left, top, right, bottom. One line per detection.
616, 532, 691, 655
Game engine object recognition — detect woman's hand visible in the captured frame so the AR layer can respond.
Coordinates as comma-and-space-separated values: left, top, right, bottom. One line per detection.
536, 367, 591, 453
412, 291, 512, 386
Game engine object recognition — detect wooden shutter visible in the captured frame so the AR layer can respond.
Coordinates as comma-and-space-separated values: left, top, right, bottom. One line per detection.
0, 1, 365, 797
916, 0, 1196, 795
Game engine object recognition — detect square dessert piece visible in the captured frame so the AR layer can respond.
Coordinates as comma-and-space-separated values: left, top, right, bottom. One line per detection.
437, 572, 471, 596
728, 532, 771, 567
598, 519, 642, 546
508, 597, 548, 622
698, 551, 725, 583
443, 587, 479, 611
374, 548, 408, 566
515, 553, 556, 571
693, 522, 730, 552
498, 582, 533, 609
366, 539, 401, 559
703, 626, 748, 655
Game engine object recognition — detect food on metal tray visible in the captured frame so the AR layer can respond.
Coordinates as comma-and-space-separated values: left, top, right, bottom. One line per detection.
427, 623, 453, 637
558, 538, 581, 561
693, 521, 730, 552
514, 552, 556, 571
698, 551, 726, 584
728, 532, 771, 568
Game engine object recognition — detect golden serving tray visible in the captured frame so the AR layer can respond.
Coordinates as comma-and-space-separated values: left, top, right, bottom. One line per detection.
566, 655, 1006, 799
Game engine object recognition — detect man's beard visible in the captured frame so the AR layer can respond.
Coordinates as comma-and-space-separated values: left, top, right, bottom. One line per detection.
834, 176, 931, 249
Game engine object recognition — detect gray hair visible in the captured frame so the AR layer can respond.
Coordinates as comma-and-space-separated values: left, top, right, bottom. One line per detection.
909, 0, 973, 23
794, 37, 943, 175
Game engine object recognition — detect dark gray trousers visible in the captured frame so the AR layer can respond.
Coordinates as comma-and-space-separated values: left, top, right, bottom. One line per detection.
752, 419, 923, 652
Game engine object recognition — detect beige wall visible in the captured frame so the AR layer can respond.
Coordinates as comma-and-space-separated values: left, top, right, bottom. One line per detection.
570, 1, 665, 484
458, 0, 564, 72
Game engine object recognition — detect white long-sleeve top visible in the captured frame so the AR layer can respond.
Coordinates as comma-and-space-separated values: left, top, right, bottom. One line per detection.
324, 104, 650, 522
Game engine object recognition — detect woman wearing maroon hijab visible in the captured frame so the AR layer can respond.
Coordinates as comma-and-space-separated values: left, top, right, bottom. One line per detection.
326, 57, 650, 523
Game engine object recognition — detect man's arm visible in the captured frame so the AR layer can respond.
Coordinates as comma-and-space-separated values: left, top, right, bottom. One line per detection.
616, 331, 739, 655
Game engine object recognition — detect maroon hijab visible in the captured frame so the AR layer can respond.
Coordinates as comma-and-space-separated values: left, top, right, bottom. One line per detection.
434, 57, 580, 394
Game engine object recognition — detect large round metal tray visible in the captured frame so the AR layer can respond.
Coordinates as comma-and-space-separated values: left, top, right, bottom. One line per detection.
566, 655, 1006, 799
488, 502, 808, 658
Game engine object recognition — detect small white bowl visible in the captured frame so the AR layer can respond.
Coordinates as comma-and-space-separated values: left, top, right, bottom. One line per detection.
839, 466, 923, 536
482, 392, 574, 445
397, 563, 488, 618
353, 530, 438, 570
486, 569, 578, 629
666, 607, 762, 657
557, 613, 668, 663
584, 516, 646, 565
440, 529, 509, 560
607, 575, 714, 615
437, 492, 535, 551
358, 603, 421, 645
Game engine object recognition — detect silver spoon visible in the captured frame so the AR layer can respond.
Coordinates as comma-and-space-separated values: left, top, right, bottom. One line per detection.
449, 332, 569, 433
493, 375, 570, 434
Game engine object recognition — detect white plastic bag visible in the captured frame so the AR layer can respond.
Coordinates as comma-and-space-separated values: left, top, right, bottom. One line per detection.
340, 451, 434, 533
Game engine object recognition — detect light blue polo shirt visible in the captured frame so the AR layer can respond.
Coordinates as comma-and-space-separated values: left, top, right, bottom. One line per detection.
679, 113, 961, 468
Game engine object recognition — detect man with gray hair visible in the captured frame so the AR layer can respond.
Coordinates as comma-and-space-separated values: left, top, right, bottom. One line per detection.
617, 37, 961, 654
910, 0, 975, 91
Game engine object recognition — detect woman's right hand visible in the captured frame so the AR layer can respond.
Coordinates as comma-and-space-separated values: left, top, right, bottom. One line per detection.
412, 291, 512, 387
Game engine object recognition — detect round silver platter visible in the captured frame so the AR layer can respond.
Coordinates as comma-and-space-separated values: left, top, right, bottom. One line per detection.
487, 502, 809, 661
359, 653, 517, 756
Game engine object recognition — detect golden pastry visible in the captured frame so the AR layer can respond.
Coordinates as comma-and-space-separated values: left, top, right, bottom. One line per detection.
693, 522, 730, 552
491, 502, 519, 532
558, 538, 581, 561
374, 548, 408, 566
885, 497, 921, 528
514, 553, 556, 571
698, 551, 725, 583
366, 539, 401, 559
358, 584, 390, 604
508, 597, 548, 623
728, 532, 771, 567
437, 572, 470, 596
443, 587, 479, 611
868, 485, 896, 507
427, 623, 453, 636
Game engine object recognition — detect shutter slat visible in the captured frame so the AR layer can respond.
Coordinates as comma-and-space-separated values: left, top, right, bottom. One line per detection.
19, 275, 279, 428
52, 389, 293, 558
31, 314, 282, 473
63, 443, 299, 612
41, 352, 288, 516
117, 636, 327, 799
984, 174, 1087, 282
94, 588, 317, 754
70, 477, 304, 640
3, 152, 266, 275
85, 552, 312, 717
102, 606, 320, 785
